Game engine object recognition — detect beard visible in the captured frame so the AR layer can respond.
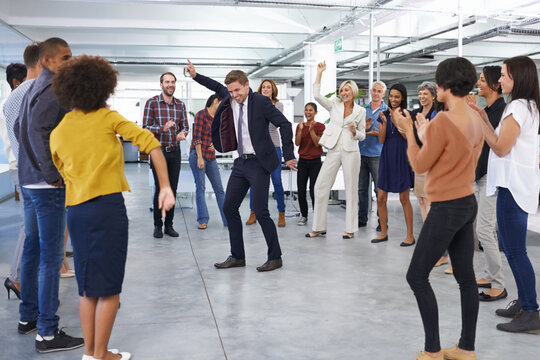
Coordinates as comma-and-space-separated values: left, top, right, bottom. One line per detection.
163, 87, 175, 97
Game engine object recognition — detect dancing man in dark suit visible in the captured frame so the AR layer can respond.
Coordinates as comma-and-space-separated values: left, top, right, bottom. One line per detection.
185, 60, 296, 272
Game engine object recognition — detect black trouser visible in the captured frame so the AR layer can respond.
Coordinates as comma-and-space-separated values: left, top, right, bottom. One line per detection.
296, 157, 322, 218
224, 157, 281, 261
406, 195, 479, 352
150, 148, 180, 227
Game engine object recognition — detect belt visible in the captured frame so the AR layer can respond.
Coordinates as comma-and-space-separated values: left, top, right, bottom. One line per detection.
240, 154, 257, 159
162, 145, 179, 152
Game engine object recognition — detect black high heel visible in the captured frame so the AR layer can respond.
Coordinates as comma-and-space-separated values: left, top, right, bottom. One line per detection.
4, 278, 21, 300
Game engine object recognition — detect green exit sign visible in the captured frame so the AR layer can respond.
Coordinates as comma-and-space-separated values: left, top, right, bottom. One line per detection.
334, 37, 343, 53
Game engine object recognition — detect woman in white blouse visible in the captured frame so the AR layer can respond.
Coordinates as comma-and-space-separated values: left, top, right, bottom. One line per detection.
306, 61, 366, 239
471, 55, 540, 333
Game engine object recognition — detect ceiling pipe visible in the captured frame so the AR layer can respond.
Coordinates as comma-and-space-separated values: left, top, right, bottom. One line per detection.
338, 17, 540, 76
337, 16, 477, 66
247, 0, 394, 77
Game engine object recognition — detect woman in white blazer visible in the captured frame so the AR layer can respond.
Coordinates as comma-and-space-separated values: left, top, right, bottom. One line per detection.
306, 61, 366, 239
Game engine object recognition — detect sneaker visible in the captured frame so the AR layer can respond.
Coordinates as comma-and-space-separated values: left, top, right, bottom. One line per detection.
18, 320, 37, 334
35, 328, 84, 353
496, 299, 522, 318
297, 217, 307, 226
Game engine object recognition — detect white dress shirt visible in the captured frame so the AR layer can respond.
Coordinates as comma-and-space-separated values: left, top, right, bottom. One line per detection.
231, 97, 255, 155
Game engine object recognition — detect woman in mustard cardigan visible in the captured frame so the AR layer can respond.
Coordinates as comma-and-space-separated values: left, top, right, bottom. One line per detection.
50, 56, 175, 360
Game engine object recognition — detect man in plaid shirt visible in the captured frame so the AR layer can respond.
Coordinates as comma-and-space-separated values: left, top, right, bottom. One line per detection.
143, 72, 189, 238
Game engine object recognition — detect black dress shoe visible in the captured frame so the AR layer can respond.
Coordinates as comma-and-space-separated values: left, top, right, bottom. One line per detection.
153, 226, 163, 238
358, 221, 367, 227
371, 236, 388, 243
214, 256, 246, 269
400, 238, 416, 247
164, 226, 179, 237
479, 288, 508, 302
256, 258, 282, 272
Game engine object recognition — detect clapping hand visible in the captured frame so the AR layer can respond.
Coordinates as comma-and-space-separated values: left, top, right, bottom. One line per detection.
468, 103, 489, 124
348, 122, 356, 136
298, 118, 304, 130
365, 117, 378, 136
379, 112, 388, 124
415, 112, 429, 143
392, 108, 413, 134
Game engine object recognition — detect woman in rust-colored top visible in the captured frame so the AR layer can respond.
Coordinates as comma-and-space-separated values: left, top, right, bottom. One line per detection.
394, 57, 484, 360
295, 102, 325, 225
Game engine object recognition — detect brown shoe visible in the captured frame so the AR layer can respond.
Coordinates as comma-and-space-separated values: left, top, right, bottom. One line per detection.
256, 258, 282, 272
246, 211, 256, 225
277, 212, 286, 227
214, 256, 246, 269
442, 345, 476, 360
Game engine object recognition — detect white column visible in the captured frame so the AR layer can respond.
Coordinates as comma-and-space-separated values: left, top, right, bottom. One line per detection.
303, 43, 314, 106
368, 12, 375, 98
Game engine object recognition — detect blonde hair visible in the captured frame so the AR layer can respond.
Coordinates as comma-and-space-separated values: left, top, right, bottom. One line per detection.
338, 80, 358, 101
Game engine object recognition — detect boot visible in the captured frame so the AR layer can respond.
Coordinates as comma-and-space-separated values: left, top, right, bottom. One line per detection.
496, 299, 521, 318
246, 211, 256, 225
277, 212, 286, 227
496, 310, 540, 333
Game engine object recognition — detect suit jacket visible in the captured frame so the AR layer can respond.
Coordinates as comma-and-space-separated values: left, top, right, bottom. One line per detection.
193, 73, 294, 173
313, 83, 366, 152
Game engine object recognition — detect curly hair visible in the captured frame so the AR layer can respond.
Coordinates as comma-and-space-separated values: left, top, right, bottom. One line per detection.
435, 57, 476, 97
52, 55, 118, 113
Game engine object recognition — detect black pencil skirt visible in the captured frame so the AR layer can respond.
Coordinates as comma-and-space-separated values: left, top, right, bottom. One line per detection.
67, 192, 128, 297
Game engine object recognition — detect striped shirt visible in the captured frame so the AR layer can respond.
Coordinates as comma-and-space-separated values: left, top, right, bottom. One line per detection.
143, 93, 188, 148
3, 79, 36, 164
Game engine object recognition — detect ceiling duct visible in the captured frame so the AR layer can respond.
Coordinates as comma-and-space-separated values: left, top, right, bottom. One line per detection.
247, 0, 394, 77
337, 16, 476, 66
338, 17, 540, 76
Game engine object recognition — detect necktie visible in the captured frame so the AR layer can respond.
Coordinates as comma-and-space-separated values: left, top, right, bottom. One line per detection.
237, 103, 244, 156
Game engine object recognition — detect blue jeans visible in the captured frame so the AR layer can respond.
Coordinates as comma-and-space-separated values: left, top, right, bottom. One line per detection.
188, 150, 227, 226
250, 147, 285, 212
497, 187, 538, 312
358, 155, 380, 223
19, 187, 66, 336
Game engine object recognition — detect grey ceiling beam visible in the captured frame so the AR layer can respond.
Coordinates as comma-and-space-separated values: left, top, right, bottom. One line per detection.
247, 0, 394, 77
337, 16, 477, 67
338, 17, 540, 76
0, 18, 33, 42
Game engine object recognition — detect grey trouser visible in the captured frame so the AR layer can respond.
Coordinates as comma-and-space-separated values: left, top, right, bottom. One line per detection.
474, 175, 504, 289
9, 169, 25, 283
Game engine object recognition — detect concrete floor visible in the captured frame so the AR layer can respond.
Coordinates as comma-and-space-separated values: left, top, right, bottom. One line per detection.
1, 163, 539, 360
